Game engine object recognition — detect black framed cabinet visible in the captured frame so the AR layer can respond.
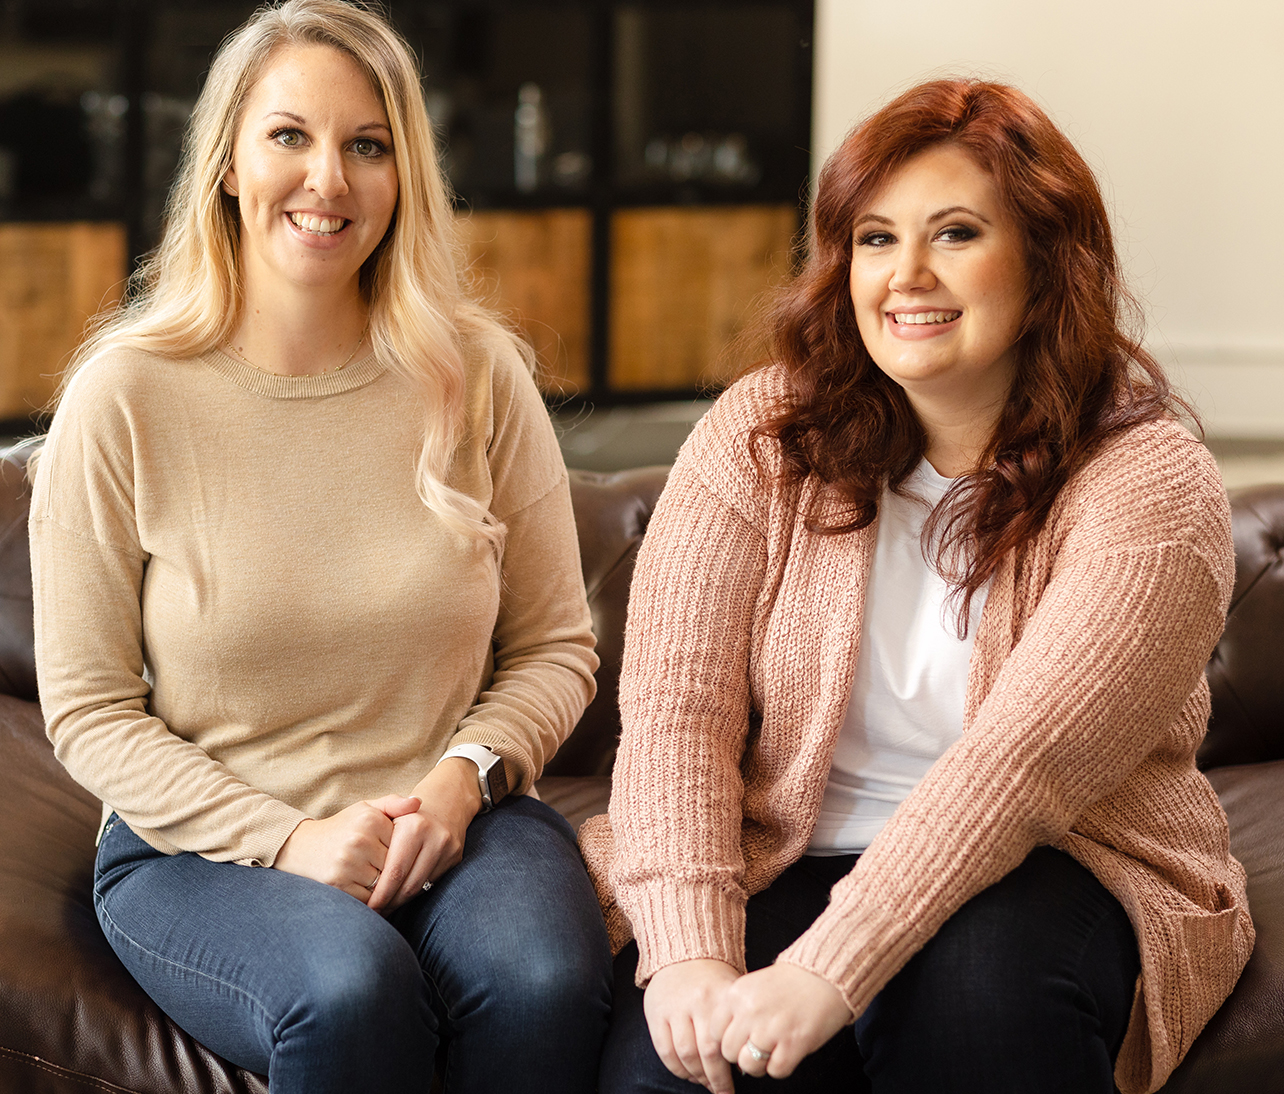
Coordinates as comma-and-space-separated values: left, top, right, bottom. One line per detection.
0, 0, 813, 411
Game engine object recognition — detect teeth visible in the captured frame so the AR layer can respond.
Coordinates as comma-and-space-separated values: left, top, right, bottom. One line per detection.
892, 311, 961, 325
290, 213, 346, 234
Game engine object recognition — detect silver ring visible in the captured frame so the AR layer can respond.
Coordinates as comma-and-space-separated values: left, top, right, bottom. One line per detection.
421, 880, 433, 892
746, 1041, 771, 1064
366, 870, 380, 891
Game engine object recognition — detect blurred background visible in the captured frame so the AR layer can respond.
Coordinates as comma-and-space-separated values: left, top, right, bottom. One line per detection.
1, 0, 1280, 484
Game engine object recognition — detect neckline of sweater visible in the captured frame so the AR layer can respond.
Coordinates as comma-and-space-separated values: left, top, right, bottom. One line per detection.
203, 347, 387, 400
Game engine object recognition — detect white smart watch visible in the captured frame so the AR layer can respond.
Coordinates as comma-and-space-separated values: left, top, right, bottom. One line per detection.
437, 744, 508, 812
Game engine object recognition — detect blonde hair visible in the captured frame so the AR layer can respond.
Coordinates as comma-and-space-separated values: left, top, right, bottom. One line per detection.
59, 0, 527, 546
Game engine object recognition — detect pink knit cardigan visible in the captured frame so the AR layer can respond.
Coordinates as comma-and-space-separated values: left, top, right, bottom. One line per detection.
578, 367, 1254, 1094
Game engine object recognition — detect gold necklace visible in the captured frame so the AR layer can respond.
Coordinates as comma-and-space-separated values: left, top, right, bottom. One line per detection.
223, 324, 370, 376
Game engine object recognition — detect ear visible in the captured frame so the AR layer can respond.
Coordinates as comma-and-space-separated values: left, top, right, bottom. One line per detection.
222, 166, 239, 197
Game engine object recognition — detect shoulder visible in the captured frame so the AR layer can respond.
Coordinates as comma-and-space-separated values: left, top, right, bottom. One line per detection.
34, 347, 194, 544
457, 319, 564, 518
687, 365, 789, 459
1063, 419, 1226, 532
58, 345, 198, 419
1052, 418, 1233, 585
456, 318, 543, 434
673, 364, 789, 527
46, 346, 205, 466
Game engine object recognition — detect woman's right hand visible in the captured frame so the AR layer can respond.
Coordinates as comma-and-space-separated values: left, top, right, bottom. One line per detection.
643, 958, 741, 1093
273, 794, 422, 902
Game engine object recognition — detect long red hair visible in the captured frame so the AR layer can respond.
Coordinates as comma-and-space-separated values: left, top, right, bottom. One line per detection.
753, 78, 1185, 629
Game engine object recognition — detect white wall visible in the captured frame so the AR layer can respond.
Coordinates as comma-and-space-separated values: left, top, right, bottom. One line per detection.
813, 0, 1284, 437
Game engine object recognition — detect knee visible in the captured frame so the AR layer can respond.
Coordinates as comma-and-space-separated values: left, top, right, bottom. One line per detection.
287, 923, 427, 1038
270, 918, 437, 1085
501, 938, 612, 1024
452, 931, 611, 1038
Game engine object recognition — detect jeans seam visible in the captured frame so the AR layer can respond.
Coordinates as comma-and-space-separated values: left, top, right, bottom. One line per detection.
95, 896, 278, 1028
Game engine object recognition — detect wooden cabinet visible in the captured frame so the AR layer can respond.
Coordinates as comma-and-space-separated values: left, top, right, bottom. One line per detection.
458, 204, 796, 396
0, 222, 127, 420
609, 205, 796, 391
457, 208, 593, 394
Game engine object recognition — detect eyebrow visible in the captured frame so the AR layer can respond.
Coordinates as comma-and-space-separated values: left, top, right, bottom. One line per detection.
927, 205, 991, 225
855, 206, 992, 227
263, 110, 392, 135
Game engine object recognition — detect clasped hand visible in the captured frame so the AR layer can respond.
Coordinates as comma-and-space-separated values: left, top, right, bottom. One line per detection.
644, 959, 853, 1092
273, 758, 483, 913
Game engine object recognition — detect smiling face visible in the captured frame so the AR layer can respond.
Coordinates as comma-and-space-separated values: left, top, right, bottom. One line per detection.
849, 143, 1028, 434
222, 42, 399, 306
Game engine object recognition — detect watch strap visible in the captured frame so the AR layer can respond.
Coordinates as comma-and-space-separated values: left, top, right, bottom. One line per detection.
438, 744, 508, 811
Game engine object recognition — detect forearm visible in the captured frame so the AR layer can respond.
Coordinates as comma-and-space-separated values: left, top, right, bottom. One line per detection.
49, 702, 308, 863
609, 468, 767, 980
410, 756, 483, 815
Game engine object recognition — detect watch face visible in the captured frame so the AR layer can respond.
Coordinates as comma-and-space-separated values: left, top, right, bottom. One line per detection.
486, 756, 509, 804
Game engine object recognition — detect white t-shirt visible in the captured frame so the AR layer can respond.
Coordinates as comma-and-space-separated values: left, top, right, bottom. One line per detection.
807, 459, 988, 856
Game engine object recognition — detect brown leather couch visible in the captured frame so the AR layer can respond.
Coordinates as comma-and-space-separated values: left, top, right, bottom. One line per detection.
0, 447, 1280, 1092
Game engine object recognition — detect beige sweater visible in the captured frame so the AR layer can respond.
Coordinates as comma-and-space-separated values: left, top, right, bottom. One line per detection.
579, 366, 1253, 1094
33, 335, 597, 867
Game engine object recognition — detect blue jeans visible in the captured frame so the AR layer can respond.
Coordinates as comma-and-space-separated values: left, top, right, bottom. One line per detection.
94, 796, 612, 1094
600, 847, 1141, 1093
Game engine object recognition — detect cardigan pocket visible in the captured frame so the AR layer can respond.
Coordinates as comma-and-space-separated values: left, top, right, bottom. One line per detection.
1167, 887, 1249, 1056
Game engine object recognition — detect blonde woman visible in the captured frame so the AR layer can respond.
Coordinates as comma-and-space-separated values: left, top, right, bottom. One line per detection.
30, 2, 611, 1090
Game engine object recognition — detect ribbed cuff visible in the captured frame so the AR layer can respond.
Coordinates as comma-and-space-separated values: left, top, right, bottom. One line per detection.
776, 895, 922, 1018
235, 798, 313, 867
624, 878, 748, 985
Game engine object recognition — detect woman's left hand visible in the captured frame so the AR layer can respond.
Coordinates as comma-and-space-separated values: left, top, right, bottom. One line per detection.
713, 963, 854, 1079
366, 758, 483, 913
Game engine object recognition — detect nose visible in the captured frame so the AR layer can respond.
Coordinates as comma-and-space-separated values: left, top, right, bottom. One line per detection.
304, 144, 349, 200
888, 239, 936, 294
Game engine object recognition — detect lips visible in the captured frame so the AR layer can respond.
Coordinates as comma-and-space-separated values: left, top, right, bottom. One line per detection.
289, 212, 348, 235
890, 310, 962, 325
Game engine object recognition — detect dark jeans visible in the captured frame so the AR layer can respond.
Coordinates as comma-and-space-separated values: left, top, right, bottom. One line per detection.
94, 796, 612, 1094
601, 847, 1141, 1093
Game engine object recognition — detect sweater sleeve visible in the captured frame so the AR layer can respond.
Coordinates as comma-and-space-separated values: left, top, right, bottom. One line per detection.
606, 374, 776, 980
31, 362, 307, 864
444, 347, 599, 791
777, 430, 1235, 1017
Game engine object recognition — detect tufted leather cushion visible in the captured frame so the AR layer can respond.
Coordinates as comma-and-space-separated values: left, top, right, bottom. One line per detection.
1202, 485, 1284, 770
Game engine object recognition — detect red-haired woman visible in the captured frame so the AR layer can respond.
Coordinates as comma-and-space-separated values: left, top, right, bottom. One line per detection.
581, 79, 1253, 1094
